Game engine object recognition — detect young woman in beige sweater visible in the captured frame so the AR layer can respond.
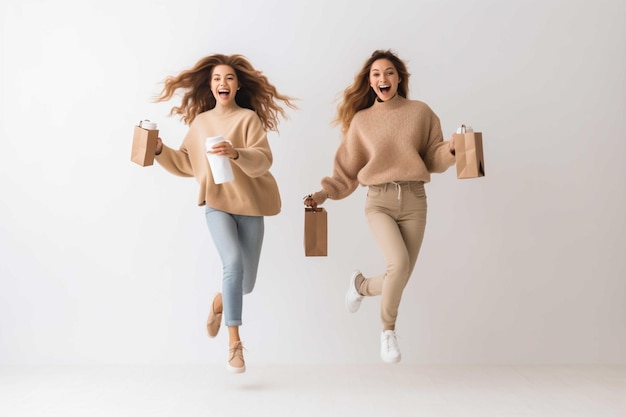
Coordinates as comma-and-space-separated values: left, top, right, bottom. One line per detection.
153, 54, 296, 373
304, 49, 456, 363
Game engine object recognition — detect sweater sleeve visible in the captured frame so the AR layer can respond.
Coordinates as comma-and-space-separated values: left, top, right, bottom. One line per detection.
154, 143, 194, 177
316, 124, 364, 202
422, 112, 455, 173
230, 114, 272, 178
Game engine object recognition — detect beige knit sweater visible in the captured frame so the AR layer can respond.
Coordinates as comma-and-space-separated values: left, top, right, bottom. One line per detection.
155, 107, 281, 216
312, 95, 455, 204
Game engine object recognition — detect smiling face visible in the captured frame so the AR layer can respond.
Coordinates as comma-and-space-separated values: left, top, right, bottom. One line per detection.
211, 64, 239, 107
369, 58, 401, 102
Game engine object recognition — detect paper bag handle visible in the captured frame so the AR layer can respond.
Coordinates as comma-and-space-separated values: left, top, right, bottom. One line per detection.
460, 124, 467, 133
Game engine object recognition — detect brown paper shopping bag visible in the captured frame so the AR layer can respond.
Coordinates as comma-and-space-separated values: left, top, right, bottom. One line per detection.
454, 125, 485, 179
304, 207, 327, 257
131, 120, 159, 167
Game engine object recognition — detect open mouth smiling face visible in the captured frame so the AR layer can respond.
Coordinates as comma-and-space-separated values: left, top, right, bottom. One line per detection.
369, 58, 400, 102
211, 64, 239, 106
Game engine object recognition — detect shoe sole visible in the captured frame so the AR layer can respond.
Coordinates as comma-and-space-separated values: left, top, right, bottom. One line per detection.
345, 270, 363, 313
381, 355, 401, 364
227, 364, 246, 374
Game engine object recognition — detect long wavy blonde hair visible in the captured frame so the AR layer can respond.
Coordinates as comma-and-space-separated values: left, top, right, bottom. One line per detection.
155, 54, 297, 131
333, 49, 411, 136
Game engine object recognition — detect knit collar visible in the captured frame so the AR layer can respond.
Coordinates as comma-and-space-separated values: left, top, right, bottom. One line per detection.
373, 93, 405, 110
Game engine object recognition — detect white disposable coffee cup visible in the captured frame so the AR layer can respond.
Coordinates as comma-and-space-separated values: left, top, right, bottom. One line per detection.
205, 136, 234, 184
140, 120, 157, 130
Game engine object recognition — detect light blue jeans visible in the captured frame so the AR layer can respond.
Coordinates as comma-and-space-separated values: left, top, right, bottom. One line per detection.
204, 207, 264, 327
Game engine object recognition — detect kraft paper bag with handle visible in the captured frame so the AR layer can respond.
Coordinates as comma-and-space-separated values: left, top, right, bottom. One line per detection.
304, 207, 327, 257
453, 124, 485, 179
131, 120, 159, 167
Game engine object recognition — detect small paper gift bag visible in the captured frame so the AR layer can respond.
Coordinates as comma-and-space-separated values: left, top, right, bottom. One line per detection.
454, 124, 485, 179
304, 207, 327, 257
131, 120, 159, 167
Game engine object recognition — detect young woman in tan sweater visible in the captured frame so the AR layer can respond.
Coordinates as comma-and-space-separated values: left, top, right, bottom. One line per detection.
304, 49, 456, 363
153, 54, 296, 373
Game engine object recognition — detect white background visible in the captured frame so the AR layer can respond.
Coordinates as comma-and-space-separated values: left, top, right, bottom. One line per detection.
1, 0, 624, 365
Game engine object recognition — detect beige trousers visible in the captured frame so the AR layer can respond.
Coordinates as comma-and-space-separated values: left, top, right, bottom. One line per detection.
361, 181, 427, 330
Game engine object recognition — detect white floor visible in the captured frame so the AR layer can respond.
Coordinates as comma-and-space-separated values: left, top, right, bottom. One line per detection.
1, 364, 625, 417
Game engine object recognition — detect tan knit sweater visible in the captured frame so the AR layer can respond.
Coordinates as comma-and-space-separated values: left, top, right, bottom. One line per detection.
312, 95, 455, 204
155, 107, 281, 216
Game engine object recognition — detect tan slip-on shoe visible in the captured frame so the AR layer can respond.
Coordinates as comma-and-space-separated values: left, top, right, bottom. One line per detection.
227, 341, 246, 374
206, 293, 222, 338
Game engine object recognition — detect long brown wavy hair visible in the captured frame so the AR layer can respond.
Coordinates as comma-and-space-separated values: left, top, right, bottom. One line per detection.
333, 49, 411, 136
154, 54, 297, 131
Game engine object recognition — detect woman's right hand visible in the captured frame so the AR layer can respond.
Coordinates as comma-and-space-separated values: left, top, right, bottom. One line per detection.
155, 137, 163, 156
303, 195, 318, 209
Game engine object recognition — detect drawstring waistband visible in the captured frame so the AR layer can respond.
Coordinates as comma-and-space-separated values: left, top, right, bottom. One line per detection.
372, 181, 424, 200
391, 181, 402, 200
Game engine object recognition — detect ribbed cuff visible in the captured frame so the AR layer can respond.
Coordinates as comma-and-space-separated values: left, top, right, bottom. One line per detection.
312, 190, 328, 205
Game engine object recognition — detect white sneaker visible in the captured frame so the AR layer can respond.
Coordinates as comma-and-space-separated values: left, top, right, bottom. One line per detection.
345, 270, 364, 313
380, 330, 401, 363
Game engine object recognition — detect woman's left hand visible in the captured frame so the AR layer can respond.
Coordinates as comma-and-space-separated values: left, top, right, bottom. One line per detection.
303, 195, 318, 209
209, 140, 239, 159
